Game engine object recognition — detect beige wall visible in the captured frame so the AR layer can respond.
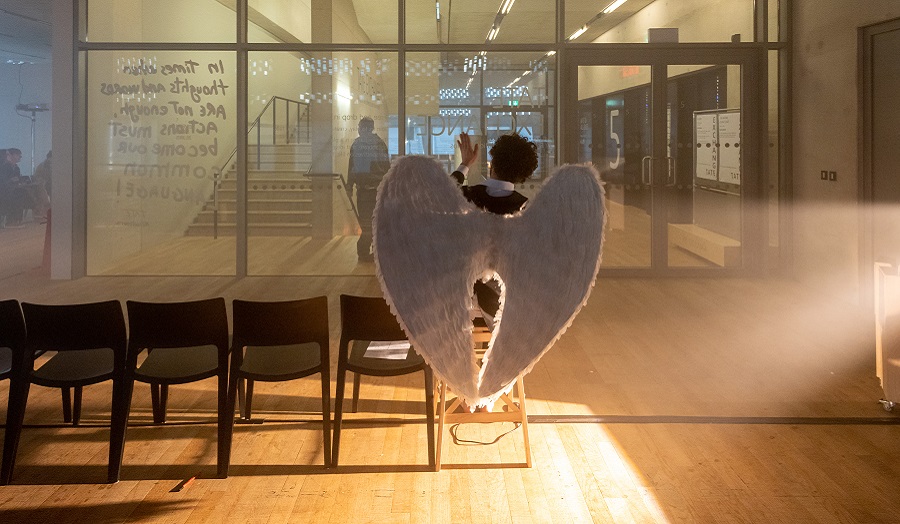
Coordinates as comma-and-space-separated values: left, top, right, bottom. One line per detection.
792, 1, 900, 303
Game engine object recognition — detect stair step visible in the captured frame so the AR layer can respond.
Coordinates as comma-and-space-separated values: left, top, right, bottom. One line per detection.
217, 180, 315, 191
193, 210, 312, 224
185, 223, 313, 236
213, 199, 313, 212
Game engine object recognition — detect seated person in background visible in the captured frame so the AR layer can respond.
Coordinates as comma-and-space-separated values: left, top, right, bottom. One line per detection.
0, 148, 32, 228
451, 132, 539, 327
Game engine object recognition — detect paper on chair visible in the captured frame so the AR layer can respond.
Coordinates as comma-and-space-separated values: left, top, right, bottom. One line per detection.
364, 340, 411, 360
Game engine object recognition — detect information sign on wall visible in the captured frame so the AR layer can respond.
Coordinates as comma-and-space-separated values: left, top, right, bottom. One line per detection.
693, 109, 741, 186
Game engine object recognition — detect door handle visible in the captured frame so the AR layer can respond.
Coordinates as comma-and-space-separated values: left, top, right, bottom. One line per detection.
667, 157, 675, 186
641, 155, 652, 186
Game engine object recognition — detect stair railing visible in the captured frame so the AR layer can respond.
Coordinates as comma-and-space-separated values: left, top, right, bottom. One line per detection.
211, 96, 310, 238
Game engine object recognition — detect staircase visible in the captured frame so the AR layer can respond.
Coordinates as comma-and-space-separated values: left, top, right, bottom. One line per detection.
185, 142, 314, 236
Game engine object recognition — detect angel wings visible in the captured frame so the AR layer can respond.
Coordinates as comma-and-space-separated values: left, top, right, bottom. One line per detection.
373, 156, 605, 407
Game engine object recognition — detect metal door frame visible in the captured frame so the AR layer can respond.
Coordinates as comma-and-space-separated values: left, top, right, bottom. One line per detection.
561, 45, 765, 277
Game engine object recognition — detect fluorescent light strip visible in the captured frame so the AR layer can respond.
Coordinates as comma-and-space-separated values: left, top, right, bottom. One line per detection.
488, 25, 500, 40
603, 0, 627, 14
500, 0, 516, 15
568, 26, 588, 41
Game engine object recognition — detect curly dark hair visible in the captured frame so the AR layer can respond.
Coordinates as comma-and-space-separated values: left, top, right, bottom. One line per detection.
489, 134, 538, 184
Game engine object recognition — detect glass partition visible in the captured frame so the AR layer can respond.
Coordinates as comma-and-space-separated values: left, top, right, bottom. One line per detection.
247, 52, 398, 275
406, 0, 555, 44
405, 52, 556, 192
249, 0, 398, 44
83, 0, 235, 42
86, 51, 236, 275
566, 0, 754, 44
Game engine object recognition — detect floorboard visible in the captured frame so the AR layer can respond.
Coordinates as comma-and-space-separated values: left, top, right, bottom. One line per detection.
0, 227, 898, 522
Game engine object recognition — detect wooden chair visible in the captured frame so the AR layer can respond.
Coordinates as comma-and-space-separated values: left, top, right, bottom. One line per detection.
112, 298, 230, 480
220, 297, 331, 474
1, 300, 128, 485
332, 294, 435, 468
434, 318, 532, 471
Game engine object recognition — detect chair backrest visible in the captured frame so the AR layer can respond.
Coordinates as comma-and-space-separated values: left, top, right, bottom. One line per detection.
232, 297, 329, 352
0, 299, 26, 379
126, 298, 229, 355
21, 300, 127, 356
339, 295, 406, 352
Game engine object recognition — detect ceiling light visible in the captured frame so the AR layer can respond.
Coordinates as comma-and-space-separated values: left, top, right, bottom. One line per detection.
500, 0, 516, 15
603, 0, 627, 14
568, 26, 588, 41
545, 50, 557, 56
488, 25, 500, 40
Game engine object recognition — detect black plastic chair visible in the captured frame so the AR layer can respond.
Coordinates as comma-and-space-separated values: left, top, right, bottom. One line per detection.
114, 298, 230, 480
1, 300, 128, 485
0, 299, 25, 390
220, 297, 331, 475
332, 295, 434, 468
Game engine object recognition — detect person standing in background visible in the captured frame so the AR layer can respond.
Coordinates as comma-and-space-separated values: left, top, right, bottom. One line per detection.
347, 117, 391, 262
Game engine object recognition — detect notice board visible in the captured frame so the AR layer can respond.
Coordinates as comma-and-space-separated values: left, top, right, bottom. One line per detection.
693, 109, 741, 187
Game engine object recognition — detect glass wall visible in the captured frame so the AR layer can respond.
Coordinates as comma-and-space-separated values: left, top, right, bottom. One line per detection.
85, 0, 235, 43
566, 0, 754, 43
246, 52, 398, 275
85, 51, 236, 275
406, 0, 556, 44
249, 0, 398, 44
405, 52, 555, 188
78, 0, 783, 276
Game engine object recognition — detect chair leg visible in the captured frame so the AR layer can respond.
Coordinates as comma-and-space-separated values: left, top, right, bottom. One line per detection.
61, 387, 72, 423
351, 372, 361, 413
108, 377, 135, 483
423, 367, 435, 468
150, 383, 170, 424
320, 369, 332, 468
220, 368, 241, 478
1, 379, 31, 485
159, 384, 169, 423
216, 370, 230, 479
237, 378, 245, 417
244, 379, 254, 420
73, 386, 83, 426
332, 365, 347, 468
150, 383, 161, 424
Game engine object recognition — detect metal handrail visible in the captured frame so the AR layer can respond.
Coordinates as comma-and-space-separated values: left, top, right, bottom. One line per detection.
211, 96, 310, 238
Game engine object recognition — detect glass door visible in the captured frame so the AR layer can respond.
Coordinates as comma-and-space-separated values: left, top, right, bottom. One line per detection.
566, 48, 762, 275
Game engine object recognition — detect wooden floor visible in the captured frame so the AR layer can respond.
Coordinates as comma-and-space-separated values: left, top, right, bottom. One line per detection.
1, 226, 899, 522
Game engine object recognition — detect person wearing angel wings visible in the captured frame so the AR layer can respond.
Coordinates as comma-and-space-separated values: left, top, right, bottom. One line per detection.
451, 132, 538, 328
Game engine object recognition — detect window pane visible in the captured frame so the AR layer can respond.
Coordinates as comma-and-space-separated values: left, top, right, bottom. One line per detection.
249, 0, 398, 44
405, 52, 556, 191
247, 52, 398, 275
566, 0, 754, 44
86, 51, 236, 275
83, 0, 235, 42
407, 0, 555, 44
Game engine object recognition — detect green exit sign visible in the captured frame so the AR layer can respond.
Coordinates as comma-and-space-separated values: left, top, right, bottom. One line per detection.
507, 100, 519, 106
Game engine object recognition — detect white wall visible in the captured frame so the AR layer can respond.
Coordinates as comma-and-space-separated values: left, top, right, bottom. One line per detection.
0, 62, 52, 177
792, 1, 900, 303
